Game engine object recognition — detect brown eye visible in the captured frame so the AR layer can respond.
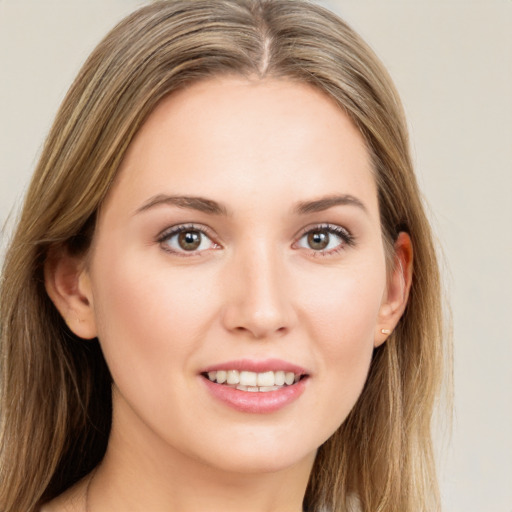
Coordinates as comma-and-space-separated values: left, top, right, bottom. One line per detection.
295, 224, 353, 254
178, 230, 202, 251
159, 225, 217, 255
307, 230, 330, 250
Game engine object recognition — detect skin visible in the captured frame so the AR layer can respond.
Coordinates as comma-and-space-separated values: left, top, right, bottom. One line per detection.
44, 77, 412, 512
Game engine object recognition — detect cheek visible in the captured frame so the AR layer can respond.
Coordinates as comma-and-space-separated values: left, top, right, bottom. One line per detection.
301, 263, 385, 347
89, 249, 218, 392
297, 263, 385, 419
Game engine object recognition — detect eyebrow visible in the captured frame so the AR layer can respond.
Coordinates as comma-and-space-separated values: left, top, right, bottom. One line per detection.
136, 194, 229, 216
294, 194, 367, 215
135, 193, 367, 217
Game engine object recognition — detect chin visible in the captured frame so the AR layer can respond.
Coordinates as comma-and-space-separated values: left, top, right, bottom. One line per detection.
205, 447, 316, 475
185, 427, 321, 476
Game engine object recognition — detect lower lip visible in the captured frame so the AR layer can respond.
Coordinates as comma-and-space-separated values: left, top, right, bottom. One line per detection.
202, 376, 308, 414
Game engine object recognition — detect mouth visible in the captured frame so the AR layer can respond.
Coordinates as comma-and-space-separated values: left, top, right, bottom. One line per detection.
202, 369, 307, 392
200, 360, 310, 413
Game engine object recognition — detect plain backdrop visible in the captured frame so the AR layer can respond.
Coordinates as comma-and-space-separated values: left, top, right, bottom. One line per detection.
1, 1, 511, 510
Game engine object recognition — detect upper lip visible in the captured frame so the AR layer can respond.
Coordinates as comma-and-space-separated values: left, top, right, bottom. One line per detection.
200, 358, 308, 375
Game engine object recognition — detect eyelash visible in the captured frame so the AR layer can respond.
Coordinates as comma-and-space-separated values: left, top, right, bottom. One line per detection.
156, 223, 355, 257
157, 223, 219, 257
294, 223, 355, 256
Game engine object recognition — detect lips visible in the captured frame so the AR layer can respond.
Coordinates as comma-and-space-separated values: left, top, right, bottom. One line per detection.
200, 359, 309, 413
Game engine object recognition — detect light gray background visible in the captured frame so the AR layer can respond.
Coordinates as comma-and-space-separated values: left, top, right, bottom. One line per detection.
1, 1, 511, 510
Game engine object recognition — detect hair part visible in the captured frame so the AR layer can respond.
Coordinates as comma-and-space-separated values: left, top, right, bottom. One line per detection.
0, 1, 448, 511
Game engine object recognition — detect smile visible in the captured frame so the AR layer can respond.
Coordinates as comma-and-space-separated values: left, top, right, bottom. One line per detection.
200, 360, 309, 413
204, 370, 302, 392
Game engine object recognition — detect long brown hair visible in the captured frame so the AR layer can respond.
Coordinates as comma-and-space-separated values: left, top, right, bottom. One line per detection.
0, 1, 448, 510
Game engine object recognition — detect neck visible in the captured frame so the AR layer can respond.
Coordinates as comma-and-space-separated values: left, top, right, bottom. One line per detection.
90, 446, 313, 512
87, 396, 315, 512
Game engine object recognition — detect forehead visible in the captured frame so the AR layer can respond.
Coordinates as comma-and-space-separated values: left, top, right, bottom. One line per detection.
107, 77, 378, 218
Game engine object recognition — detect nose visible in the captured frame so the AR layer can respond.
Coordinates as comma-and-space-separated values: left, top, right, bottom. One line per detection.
221, 243, 296, 340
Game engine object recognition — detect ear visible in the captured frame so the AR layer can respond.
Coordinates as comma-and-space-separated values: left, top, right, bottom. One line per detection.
44, 246, 97, 339
375, 232, 413, 347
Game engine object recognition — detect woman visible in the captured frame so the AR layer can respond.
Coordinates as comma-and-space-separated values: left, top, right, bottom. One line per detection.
0, 1, 447, 511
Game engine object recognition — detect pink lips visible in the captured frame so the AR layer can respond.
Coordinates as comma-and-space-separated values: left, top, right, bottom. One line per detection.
201, 358, 307, 375
200, 359, 309, 414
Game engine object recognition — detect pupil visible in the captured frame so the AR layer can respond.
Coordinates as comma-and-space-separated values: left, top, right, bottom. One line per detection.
178, 231, 201, 250
308, 230, 329, 250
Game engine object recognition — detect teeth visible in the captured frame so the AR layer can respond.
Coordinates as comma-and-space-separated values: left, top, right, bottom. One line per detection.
205, 369, 303, 391
257, 371, 274, 387
226, 370, 239, 385
274, 371, 285, 386
239, 371, 257, 387
236, 385, 260, 392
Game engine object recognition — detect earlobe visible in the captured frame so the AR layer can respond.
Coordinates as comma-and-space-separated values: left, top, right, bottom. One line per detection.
44, 246, 97, 340
375, 232, 413, 347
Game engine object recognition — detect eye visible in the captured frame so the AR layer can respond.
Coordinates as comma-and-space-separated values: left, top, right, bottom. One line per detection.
295, 224, 354, 254
158, 224, 219, 255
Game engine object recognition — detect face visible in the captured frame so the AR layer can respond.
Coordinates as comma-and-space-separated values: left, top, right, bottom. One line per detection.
79, 78, 395, 475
